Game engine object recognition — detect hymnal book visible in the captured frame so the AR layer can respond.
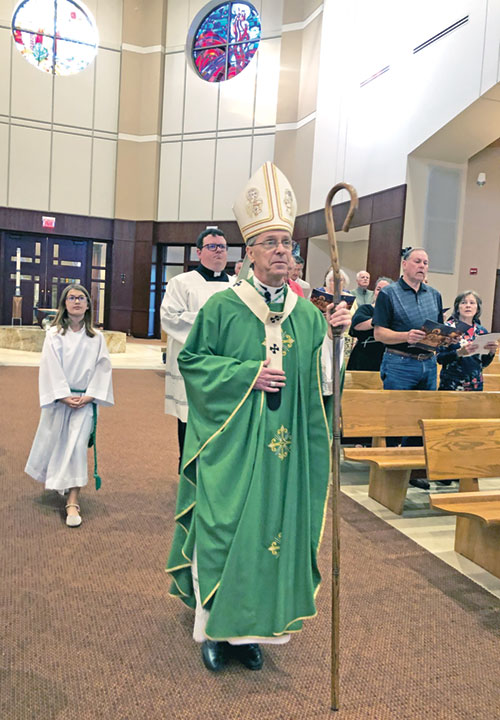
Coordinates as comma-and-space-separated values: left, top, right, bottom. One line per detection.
411, 319, 472, 351
311, 288, 356, 313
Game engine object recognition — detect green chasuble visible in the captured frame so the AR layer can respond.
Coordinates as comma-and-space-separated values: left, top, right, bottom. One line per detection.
166, 280, 332, 640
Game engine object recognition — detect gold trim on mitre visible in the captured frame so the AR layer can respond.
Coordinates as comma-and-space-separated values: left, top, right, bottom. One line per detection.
232, 161, 297, 243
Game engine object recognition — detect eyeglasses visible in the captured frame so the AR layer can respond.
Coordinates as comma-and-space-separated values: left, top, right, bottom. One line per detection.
251, 238, 297, 251
67, 295, 87, 303
202, 243, 227, 252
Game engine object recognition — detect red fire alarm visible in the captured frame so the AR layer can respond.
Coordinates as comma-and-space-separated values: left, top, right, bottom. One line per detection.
469, 268, 478, 275
42, 216, 56, 229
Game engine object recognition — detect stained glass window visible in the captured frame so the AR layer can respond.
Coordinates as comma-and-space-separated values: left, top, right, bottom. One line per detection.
11, 0, 98, 76
190, 2, 261, 82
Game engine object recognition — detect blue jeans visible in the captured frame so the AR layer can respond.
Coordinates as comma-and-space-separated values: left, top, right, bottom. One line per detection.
380, 351, 437, 391
380, 352, 437, 447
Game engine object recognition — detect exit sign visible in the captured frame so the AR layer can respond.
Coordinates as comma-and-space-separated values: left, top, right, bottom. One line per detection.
42, 216, 56, 229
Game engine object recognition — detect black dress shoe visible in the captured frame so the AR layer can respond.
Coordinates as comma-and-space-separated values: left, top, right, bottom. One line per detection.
409, 477, 430, 490
231, 643, 263, 670
201, 641, 228, 672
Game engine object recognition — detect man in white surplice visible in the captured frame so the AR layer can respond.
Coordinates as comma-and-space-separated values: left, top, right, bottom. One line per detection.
160, 228, 231, 465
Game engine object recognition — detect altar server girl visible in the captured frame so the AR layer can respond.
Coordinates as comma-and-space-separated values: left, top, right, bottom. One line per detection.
25, 284, 114, 527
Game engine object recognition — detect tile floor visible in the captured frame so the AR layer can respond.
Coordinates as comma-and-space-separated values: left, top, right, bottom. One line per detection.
2, 339, 499, 600
341, 458, 500, 599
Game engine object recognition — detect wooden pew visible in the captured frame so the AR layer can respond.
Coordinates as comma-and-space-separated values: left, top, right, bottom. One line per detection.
421, 418, 500, 579
345, 371, 500, 392
482, 351, 500, 373
483, 374, 500, 390
344, 371, 382, 390
342, 390, 500, 514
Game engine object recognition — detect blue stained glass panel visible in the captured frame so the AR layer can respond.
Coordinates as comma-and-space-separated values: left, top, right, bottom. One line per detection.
193, 4, 229, 49
191, 2, 261, 82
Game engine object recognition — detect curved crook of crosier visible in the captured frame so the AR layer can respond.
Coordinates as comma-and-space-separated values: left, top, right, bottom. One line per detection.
324, 183, 359, 304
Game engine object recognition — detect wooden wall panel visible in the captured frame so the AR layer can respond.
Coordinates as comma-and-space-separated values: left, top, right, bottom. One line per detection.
0, 184, 407, 335
368, 217, 405, 284
293, 184, 406, 286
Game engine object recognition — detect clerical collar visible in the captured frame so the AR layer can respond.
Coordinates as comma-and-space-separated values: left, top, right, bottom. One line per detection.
195, 264, 229, 282
253, 277, 285, 305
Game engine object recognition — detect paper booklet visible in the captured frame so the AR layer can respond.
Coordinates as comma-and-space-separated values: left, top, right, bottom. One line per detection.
410, 319, 472, 351
461, 332, 500, 355
310, 288, 356, 313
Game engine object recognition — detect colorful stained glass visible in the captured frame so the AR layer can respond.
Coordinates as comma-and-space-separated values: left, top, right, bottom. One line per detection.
11, 0, 98, 76
194, 47, 227, 83
193, 4, 229, 49
191, 2, 261, 82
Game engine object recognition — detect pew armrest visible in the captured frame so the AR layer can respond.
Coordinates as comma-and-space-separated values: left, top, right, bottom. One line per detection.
429, 491, 500, 526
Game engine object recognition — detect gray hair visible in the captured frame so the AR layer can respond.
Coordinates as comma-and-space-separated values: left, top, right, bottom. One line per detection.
374, 276, 393, 288
325, 268, 349, 287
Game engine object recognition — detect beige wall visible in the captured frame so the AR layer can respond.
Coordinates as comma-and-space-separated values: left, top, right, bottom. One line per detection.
0, 0, 122, 217
274, 2, 323, 213
457, 145, 500, 328
405, 156, 467, 312
305, 233, 369, 292
0, 0, 285, 222
158, 0, 284, 224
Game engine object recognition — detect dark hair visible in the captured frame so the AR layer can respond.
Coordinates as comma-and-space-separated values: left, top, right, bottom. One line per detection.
52, 284, 95, 337
294, 256, 305, 265
452, 290, 482, 324
196, 227, 226, 249
401, 246, 427, 260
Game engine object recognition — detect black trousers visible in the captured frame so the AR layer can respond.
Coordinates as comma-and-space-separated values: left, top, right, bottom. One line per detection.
177, 419, 186, 473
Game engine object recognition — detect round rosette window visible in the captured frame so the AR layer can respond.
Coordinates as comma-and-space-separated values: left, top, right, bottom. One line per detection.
188, 2, 261, 82
12, 0, 98, 76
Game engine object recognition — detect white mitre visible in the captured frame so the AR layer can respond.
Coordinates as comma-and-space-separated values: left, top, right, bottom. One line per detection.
232, 161, 297, 243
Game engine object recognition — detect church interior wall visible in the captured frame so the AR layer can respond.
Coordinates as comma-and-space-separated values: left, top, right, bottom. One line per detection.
0, 0, 122, 219
404, 156, 467, 313
457, 145, 500, 328
1, 0, 500, 334
157, 0, 283, 225
310, 0, 500, 209
273, 4, 322, 215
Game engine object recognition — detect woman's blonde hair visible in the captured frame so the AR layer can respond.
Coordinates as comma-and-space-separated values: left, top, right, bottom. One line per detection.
52, 284, 95, 337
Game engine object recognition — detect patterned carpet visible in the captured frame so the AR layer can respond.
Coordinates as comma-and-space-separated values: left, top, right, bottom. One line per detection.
1, 366, 499, 719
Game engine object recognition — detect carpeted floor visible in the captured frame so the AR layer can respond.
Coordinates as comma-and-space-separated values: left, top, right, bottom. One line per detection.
1, 366, 499, 720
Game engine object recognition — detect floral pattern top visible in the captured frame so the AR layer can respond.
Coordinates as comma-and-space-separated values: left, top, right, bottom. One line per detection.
437, 320, 495, 391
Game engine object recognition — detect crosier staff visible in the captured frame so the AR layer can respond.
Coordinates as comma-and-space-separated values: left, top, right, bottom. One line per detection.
324, 183, 358, 711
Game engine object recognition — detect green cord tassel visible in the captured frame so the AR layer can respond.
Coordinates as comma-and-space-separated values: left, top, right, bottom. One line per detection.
71, 389, 101, 490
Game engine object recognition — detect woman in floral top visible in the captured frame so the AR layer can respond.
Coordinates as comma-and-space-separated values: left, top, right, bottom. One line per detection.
437, 291, 498, 391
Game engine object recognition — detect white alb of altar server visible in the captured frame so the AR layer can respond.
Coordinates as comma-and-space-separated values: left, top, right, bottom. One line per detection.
161, 271, 230, 421
25, 326, 114, 493
160, 230, 232, 422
